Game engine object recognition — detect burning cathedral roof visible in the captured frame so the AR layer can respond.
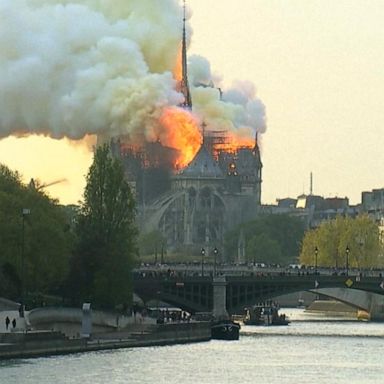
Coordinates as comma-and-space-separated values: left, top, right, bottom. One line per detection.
178, 144, 224, 179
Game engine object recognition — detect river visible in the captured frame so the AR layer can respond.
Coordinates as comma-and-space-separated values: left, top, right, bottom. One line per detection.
1, 309, 384, 384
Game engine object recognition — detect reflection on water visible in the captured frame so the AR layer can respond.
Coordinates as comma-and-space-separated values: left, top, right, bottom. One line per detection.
1, 309, 384, 384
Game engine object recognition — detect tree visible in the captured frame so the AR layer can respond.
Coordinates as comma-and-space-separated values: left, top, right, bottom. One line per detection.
0, 164, 73, 300
69, 144, 137, 309
299, 215, 382, 269
246, 233, 282, 265
224, 214, 305, 265
138, 230, 166, 263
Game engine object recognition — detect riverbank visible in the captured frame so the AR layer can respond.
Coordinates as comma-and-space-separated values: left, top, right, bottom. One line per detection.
0, 321, 211, 360
305, 300, 357, 317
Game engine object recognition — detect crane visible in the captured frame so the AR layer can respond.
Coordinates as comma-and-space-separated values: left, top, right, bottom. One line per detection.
28, 178, 67, 191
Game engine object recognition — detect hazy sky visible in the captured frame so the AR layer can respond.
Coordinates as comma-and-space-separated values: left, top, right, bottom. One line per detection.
1, 0, 383, 205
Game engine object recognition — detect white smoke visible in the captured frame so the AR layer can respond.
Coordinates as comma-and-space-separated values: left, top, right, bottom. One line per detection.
189, 55, 266, 138
0, 0, 183, 140
0, 0, 266, 143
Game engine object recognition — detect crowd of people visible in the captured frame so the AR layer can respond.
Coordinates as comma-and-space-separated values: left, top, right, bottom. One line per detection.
155, 309, 191, 324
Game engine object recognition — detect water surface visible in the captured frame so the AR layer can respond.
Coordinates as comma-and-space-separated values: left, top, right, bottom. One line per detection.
1, 309, 384, 384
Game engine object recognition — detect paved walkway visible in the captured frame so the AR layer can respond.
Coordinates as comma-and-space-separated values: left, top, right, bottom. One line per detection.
1, 308, 157, 336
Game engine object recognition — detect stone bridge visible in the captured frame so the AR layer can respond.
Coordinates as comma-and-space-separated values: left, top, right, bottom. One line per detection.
133, 273, 384, 320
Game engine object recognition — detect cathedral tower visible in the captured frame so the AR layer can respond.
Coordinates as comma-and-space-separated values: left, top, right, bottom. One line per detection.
179, 0, 192, 108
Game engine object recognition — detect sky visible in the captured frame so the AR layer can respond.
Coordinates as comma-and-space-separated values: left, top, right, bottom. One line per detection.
0, 0, 383, 206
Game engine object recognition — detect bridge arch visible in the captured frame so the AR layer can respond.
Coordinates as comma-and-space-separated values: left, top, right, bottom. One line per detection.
310, 288, 384, 320
133, 273, 384, 320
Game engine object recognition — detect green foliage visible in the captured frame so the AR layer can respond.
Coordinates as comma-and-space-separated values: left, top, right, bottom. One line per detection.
246, 233, 282, 264
138, 230, 166, 258
69, 144, 137, 309
0, 262, 20, 299
224, 214, 305, 265
0, 164, 73, 300
299, 215, 382, 268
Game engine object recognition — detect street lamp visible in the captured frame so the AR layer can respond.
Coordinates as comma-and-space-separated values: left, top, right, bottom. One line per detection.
201, 248, 205, 277
314, 246, 318, 275
160, 245, 164, 265
21, 208, 31, 318
213, 247, 219, 276
345, 245, 350, 276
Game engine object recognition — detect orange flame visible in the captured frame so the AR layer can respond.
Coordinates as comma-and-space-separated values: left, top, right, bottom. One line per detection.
209, 131, 255, 159
159, 107, 202, 168
226, 131, 255, 150
173, 46, 183, 82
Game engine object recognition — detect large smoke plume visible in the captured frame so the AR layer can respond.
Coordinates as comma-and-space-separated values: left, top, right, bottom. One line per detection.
0, 0, 266, 146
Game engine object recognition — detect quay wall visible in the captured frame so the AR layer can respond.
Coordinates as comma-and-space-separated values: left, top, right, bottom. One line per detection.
28, 307, 128, 337
0, 322, 211, 360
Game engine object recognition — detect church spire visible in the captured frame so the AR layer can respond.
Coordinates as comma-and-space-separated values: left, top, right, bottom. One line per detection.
253, 132, 263, 169
180, 0, 192, 109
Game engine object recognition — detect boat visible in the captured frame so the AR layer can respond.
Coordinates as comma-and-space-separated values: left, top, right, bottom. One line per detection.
243, 303, 290, 326
211, 319, 241, 340
297, 298, 306, 309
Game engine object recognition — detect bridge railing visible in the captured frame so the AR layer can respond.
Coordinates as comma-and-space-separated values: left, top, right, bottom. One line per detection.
134, 265, 384, 279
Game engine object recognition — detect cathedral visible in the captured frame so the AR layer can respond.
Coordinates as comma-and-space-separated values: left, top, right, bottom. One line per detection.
110, 4, 263, 258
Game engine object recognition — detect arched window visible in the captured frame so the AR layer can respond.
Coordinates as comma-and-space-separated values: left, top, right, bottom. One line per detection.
199, 187, 211, 208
